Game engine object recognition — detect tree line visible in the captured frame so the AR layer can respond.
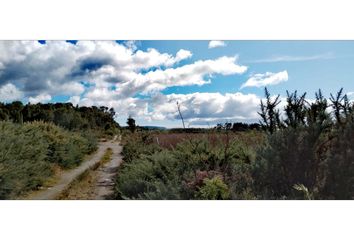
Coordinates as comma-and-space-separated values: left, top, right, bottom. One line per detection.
0, 101, 119, 133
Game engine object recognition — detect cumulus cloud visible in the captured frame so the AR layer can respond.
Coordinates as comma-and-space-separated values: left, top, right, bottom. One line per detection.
145, 92, 261, 125
0, 40, 257, 125
175, 49, 193, 62
0, 41, 193, 100
28, 93, 52, 104
0, 83, 23, 102
115, 56, 247, 98
69, 89, 261, 126
241, 71, 288, 89
208, 40, 226, 49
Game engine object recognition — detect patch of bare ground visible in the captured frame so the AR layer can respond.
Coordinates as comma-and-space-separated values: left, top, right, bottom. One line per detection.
57, 148, 113, 200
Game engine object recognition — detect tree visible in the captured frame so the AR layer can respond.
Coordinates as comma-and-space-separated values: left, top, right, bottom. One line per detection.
176, 101, 186, 129
127, 116, 136, 133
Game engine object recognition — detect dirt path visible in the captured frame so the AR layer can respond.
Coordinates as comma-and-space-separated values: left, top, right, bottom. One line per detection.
95, 136, 123, 199
29, 137, 123, 200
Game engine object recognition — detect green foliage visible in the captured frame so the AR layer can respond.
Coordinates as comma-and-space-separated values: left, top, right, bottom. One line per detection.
0, 102, 120, 135
0, 121, 51, 199
22, 121, 97, 168
115, 132, 259, 200
116, 87, 354, 200
195, 176, 230, 200
256, 88, 354, 199
126, 116, 136, 133
121, 132, 161, 163
0, 121, 98, 199
259, 87, 282, 134
115, 150, 182, 200
321, 118, 354, 199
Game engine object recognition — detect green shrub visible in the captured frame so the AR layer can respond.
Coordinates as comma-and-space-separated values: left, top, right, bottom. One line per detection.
22, 121, 97, 168
195, 176, 230, 200
121, 133, 161, 163
0, 121, 52, 199
115, 150, 181, 199
320, 119, 354, 199
116, 133, 258, 200
0, 120, 98, 199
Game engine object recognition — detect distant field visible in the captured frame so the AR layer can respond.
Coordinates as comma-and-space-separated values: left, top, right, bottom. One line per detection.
150, 131, 265, 149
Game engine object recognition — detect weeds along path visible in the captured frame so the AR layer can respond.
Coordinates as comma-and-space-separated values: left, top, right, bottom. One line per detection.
29, 136, 122, 200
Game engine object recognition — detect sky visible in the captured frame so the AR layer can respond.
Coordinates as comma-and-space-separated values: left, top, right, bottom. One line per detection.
1, 40, 354, 128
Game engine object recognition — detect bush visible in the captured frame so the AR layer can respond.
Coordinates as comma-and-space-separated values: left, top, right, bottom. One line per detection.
0, 120, 98, 199
116, 132, 259, 200
0, 121, 52, 199
121, 132, 161, 163
22, 121, 97, 168
115, 150, 181, 199
195, 176, 230, 200
320, 119, 354, 199
254, 88, 354, 200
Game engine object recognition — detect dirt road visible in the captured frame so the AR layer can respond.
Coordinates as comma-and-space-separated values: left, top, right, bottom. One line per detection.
95, 137, 123, 199
29, 137, 123, 200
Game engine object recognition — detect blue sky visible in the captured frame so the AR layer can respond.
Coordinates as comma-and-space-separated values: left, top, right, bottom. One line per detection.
1, 40, 354, 127
142, 41, 354, 97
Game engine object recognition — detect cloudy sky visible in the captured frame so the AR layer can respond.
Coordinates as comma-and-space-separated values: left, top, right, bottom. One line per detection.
1, 40, 354, 127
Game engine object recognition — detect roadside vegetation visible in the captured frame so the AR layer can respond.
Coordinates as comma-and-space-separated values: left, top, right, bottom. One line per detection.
0, 102, 119, 200
115, 88, 354, 200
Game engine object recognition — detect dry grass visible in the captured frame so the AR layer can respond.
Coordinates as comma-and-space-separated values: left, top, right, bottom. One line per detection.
151, 131, 265, 149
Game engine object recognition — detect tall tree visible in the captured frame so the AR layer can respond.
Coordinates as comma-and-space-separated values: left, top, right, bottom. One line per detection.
126, 116, 136, 133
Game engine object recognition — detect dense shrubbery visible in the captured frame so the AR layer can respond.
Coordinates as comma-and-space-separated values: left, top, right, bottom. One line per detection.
0, 100, 119, 199
254, 88, 354, 199
116, 88, 354, 200
115, 132, 260, 200
0, 121, 98, 199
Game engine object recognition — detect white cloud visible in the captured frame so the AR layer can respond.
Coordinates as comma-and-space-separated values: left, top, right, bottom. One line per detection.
249, 52, 334, 63
241, 71, 288, 89
0, 41, 257, 124
208, 40, 226, 49
146, 92, 261, 124
0, 41, 194, 100
131, 48, 192, 69
115, 56, 248, 98
68, 96, 81, 106
28, 94, 52, 104
0, 83, 23, 102
70, 89, 261, 125
175, 49, 193, 62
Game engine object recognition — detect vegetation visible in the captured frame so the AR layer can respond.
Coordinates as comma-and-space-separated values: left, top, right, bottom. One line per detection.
115, 130, 262, 200
0, 100, 120, 199
0, 101, 119, 135
126, 116, 136, 133
0, 121, 98, 199
115, 88, 354, 200
2, 86, 354, 200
